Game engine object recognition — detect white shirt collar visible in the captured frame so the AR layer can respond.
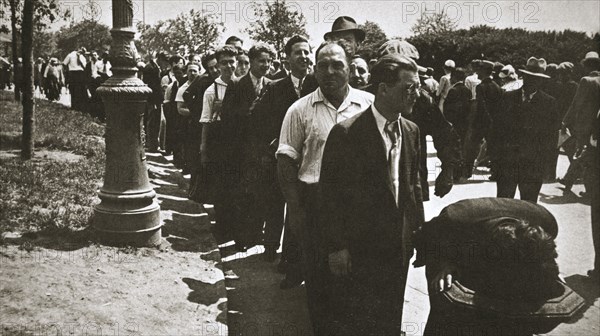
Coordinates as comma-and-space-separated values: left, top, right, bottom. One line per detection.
372, 104, 401, 136
249, 71, 263, 88
290, 74, 303, 87
215, 76, 229, 86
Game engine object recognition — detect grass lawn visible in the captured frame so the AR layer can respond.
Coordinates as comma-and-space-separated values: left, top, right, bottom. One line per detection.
0, 90, 105, 237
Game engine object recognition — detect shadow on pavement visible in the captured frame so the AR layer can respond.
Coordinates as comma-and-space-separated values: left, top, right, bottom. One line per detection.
561, 274, 600, 325
539, 190, 591, 205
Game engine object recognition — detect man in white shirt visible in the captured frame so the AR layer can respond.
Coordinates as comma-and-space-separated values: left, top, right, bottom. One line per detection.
437, 59, 455, 112
276, 40, 373, 334
63, 47, 88, 111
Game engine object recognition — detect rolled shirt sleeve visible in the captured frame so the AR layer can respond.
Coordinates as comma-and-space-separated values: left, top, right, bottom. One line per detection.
276, 102, 305, 162
200, 86, 215, 123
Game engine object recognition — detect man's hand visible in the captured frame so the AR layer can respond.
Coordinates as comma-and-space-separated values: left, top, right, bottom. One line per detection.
434, 168, 453, 198
431, 263, 457, 292
329, 249, 351, 276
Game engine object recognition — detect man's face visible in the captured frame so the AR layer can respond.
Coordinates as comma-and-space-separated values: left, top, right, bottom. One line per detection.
288, 42, 311, 76
228, 41, 243, 49
235, 54, 250, 77
173, 68, 185, 83
522, 74, 542, 92
218, 55, 237, 79
250, 52, 273, 78
327, 31, 358, 55
315, 44, 350, 96
191, 55, 201, 65
187, 67, 199, 81
385, 69, 420, 116
206, 58, 220, 79
349, 57, 369, 88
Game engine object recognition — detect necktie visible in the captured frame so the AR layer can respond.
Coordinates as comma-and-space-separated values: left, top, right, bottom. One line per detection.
385, 120, 401, 206
255, 78, 263, 96
297, 76, 304, 97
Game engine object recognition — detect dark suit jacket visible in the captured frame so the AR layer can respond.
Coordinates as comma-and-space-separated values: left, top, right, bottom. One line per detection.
300, 72, 318, 97
563, 73, 600, 145
182, 74, 214, 122
142, 60, 163, 104
251, 75, 299, 149
408, 89, 462, 201
473, 77, 503, 129
496, 88, 558, 180
320, 108, 425, 265
443, 82, 472, 135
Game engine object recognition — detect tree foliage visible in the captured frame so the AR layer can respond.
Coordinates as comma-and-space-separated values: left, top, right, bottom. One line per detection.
356, 21, 387, 61
411, 10, 457, 36
55, 19, 111, 57
244, 0, 308, 58
136, 9, 223, 58
407, 26, 598, 79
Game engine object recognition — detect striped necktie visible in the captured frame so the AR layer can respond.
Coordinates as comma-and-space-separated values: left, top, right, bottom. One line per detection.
385, 120, 401, 206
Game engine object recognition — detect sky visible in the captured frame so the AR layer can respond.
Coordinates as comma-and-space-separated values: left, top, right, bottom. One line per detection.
51, 0, 600, 46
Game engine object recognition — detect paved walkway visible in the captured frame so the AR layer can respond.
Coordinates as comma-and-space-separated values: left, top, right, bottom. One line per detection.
213, 140, 599, 336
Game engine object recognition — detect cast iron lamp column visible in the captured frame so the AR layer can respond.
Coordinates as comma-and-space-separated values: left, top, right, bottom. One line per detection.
93, 0, 161, 246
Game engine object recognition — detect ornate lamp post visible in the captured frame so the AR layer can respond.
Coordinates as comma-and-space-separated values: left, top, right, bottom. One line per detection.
93, 0, 161, 246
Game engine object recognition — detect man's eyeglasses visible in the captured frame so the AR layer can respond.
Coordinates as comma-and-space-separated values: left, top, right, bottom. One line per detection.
405, 83, 421, 96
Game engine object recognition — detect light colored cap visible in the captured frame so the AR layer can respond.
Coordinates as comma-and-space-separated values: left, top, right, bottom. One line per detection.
444, 60, 456, 68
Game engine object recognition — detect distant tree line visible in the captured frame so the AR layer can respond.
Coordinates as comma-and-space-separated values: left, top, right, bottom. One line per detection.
407, 25, 600, 79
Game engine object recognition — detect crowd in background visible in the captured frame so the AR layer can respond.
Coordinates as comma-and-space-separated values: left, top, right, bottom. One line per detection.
1, 16, 598, 335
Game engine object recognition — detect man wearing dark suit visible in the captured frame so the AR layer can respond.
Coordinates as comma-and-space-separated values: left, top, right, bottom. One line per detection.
142, 52, 169, 152
364, 42, 461, 200
464, 60, 503, 178
496, 57, 559, 203
563, 51, 600, 279
182, 52, 219, 180
444, 67, 472, 177
319, 54, 425, 335
221, 42, 275, 249
251, 36, 312, 287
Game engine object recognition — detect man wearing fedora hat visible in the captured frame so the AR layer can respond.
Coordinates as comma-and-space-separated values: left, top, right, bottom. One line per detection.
562, 51, 600, 279
300, 16, 365, 97
495, 57, 559, 203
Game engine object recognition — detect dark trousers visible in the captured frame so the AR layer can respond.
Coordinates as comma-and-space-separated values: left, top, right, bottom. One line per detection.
326, 257, 408, 335
163, 103, 179, 154
464, 124, 489, 177
68, 71, 87, 112
145, 102, 162, 150
496, 161, 543, 203
262, 162, 286, 250
296, 183, 329, 335
496, 177, 542, 203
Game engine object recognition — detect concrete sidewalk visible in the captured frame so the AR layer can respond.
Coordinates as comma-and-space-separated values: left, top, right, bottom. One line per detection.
218, 141, 599, 336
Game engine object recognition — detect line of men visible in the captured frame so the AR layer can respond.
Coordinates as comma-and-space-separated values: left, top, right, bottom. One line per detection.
136, 15, 598, 334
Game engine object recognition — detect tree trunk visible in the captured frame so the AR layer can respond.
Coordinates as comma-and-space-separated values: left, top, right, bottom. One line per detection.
20, 0, 34, 160
9, 0, 19, 101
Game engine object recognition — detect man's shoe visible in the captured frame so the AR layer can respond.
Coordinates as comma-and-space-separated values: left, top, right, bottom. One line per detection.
587, 269, 599, 280
557, 178, 573, 191
235, 243, 248, 252
262, 248, 277, 262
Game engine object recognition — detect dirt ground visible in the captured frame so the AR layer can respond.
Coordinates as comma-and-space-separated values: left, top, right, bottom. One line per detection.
1, 153, 228, 336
